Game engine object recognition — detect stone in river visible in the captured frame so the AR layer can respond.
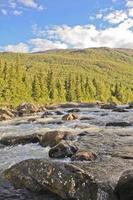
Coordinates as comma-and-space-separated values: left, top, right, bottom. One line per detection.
106, 122, 132, 127
62, 113, 78, 121
71, 150, 97, 161
49, 140, 78, 158
0, 134, 39, 146
39, 131, 72, 147
4, 159, 118, 200
115, 170, 133, 200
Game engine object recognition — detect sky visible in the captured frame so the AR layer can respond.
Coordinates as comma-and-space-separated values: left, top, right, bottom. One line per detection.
0, 0, 133, 52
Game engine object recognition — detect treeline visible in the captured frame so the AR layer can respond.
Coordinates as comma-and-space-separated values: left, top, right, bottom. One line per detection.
0, 55, 133, 106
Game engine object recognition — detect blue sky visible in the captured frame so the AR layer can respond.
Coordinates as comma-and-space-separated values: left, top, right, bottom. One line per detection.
0, 0, 133, 52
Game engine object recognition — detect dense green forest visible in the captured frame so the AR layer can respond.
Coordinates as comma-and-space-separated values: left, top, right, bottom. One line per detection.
0, 47, 133, 106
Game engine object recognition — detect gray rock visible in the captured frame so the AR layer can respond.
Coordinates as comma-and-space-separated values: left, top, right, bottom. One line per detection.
62, 113, 78, 121
39, 131, 72, 147
4, 159, 118, 200
115, 170, 133, 200
0, 134, 39, 146
106, 122, 132, 127
49, 141, 78, 158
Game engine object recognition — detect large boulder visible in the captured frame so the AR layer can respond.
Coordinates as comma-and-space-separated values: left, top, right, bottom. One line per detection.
49, 141, 78, 158
115, 170, 133, 200
62, 113, 78, 121
4, 159, 117, 200
17, 103, 39, 116
39, 131, 72, 147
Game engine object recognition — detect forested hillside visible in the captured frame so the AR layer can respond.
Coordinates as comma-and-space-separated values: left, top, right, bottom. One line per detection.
0, 47, 133, 106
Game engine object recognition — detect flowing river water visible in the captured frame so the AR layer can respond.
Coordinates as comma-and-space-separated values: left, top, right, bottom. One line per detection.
0, 105, 133, 199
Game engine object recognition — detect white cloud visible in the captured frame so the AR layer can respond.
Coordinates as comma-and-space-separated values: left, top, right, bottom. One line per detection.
13, 10, 23, 16
96, 13, 103, 19
104, 10, 128, 24
126, 0, 133, 8
8, 0, 17, 9
31, 19, 133, 49
1, 18, 133, 53
1, 9, 8, 15
128, 8, 133, 16
18, 0, 43, 10
3, 43, 29, 53
29, 38, 67, 52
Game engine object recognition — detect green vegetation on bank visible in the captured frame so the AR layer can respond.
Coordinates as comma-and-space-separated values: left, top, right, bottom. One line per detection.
0, 47, 133, 106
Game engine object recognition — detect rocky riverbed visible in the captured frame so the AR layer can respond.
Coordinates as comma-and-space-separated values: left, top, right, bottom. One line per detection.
0, 103, 133, 200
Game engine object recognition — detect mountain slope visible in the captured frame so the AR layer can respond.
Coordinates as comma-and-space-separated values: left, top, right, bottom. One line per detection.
0, 48, 133, 106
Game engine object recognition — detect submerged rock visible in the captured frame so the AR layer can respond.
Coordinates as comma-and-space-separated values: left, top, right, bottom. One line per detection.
112, 108, 128, 112
41, 111, 53, 118
54, 110, 64, 115
67, 108, 81, 113
80, 117, 94, 121
71, 150, 97, 161
106, 122, 132, 127
49, 141, 78, 158
62, 113, 78, 121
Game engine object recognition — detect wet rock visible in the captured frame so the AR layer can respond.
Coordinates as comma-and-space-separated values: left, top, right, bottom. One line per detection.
0, 176, 62, 200
39, 131, 72, 147
27, 118, 37, 122
17, 103, 39, 116
115, 170, 133, 200
74, 124, 90, 129
0, 114, 12, 121
54, 110, 64, 115
101, 103, 117, 110
62, 113, 78, 121
0, 108, 15, 121
80, 117, 94, 120
106, 122, 132, 127
101, 113, 108, 116
0, 134, 39, 146
71, 150, 97, 161
46, 105, 59, 110
67, 108, 81, 113
4, 159, 118, 200
112, 108, 128, 112
36, 120, 63, 125
0, 108, 15, 117
127, 102, 133, 109
38, 105, 47, 112
78, 132, 88, 137
41, 111, 53, 118
49, 141, 78, 158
